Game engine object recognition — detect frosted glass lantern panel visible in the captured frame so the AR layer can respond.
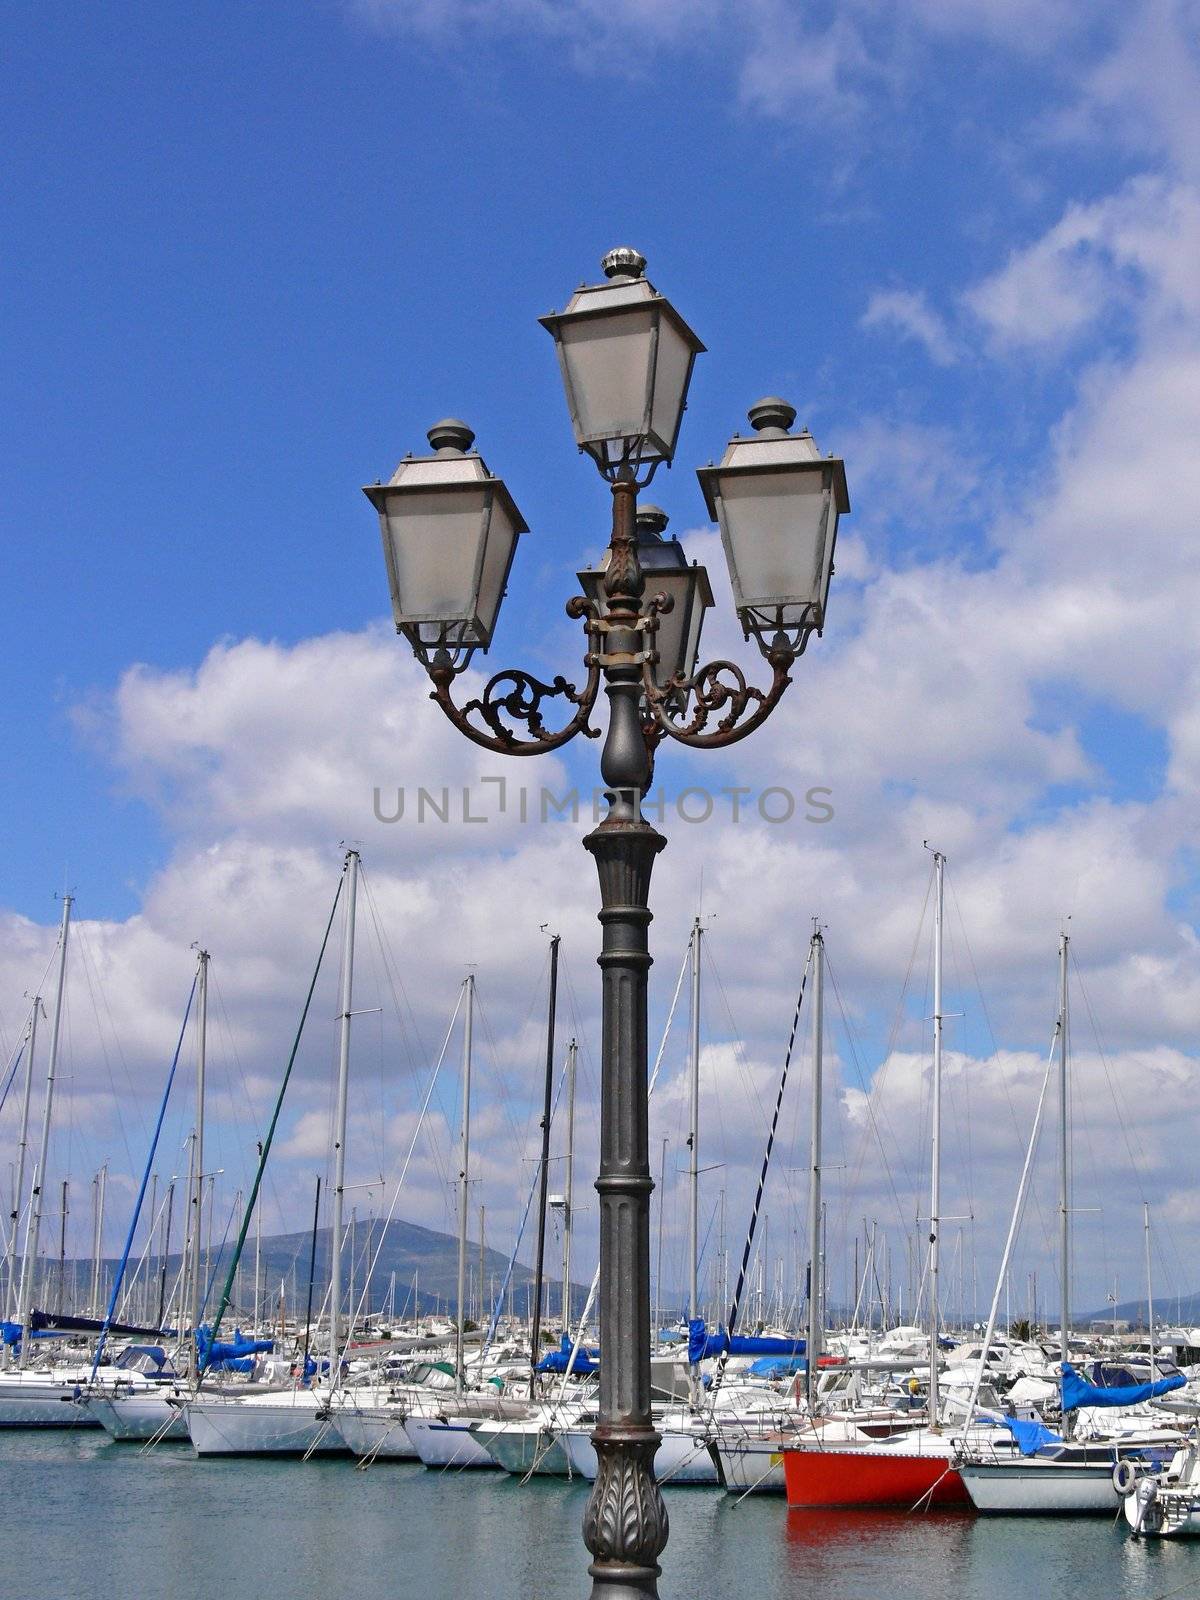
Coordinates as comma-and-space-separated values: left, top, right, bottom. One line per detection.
721, 472, 831, 612
645, 568, 693, 687
474, 495, 520, 644
381, 489, 487, 625
559, 309, 656, 443
648, 317, 696, 450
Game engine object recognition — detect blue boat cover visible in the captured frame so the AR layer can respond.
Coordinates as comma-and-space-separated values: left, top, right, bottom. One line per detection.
194, 1325, 273, 1372
1061, 1362, 1185, 1410
687, 1320, 806, 1364
746, 1355, 806, 1377
995, 1415, 1062, 1456
536, 1334, 599, 1375
0, 1320, 65, 1346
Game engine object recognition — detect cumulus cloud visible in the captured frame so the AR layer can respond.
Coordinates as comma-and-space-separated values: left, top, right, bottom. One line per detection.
964, 177, 1200, 348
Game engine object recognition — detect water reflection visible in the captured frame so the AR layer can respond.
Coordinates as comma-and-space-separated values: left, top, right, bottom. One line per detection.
783, 1508, 973, 1600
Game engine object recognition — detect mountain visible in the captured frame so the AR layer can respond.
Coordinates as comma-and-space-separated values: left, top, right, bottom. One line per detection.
41, 1215, 587, 1324
1078, 1292, 1200, 1331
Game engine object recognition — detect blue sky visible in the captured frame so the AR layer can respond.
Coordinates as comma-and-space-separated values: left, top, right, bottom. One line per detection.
4, 0, 1200, 1316
5, 0, 1139, 918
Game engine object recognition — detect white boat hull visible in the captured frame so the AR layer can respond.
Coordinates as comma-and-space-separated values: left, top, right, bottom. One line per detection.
715, 1436, 786, 1494
1122, 1481, 1200, 1537
0, 1374, 102, 1429
475, 1421, 571, 1476
405, 1416, 499, 1470
961, 1459, 1121, 1514
335, 1407, 417, 1461
185, 1397, 347, 1457
87, 1392, 189, 1441
561, 1426, 718, 1484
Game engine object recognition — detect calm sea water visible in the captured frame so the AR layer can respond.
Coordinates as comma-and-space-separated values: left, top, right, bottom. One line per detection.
3, 1430, 1195, 1600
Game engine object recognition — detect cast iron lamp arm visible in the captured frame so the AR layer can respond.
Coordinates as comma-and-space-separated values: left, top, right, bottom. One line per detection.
638, 591, 794, 748
424, 603, 604, 755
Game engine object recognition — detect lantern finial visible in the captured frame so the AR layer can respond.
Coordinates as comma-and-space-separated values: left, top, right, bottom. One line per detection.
427, 418, 476, 455
601, 247, 647, 281
746, 398, 797, 436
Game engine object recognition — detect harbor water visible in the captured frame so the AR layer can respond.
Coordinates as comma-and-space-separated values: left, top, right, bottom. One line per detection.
4, 1431, 1196, 1600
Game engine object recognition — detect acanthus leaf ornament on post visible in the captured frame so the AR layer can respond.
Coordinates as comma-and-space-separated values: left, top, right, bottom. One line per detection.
365, 250, 849, 1600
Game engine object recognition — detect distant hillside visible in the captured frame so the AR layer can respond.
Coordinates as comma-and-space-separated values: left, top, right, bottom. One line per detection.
44, 1215, 589, 1324
1078, 1292, 1200, 1330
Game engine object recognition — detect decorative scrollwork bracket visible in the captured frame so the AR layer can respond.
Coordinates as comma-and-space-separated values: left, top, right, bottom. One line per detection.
424, 599, 603, 755
636, 593, 793, 750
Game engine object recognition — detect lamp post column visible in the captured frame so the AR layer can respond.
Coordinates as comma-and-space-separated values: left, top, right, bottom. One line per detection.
582, 476, 669, 1600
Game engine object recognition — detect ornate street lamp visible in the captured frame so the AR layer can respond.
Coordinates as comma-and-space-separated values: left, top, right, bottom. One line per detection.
364, 248, 849, 1600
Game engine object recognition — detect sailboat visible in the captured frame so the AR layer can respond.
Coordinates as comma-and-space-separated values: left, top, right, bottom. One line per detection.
958, 955, 1187, 1513
185, 850, 363, 1458
86, 948, 271, 1443
0, 897, 110, 1428
404, 968, 541, 1470
783, 853, 976, 1509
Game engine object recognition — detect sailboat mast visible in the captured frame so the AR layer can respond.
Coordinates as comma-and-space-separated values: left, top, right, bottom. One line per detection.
530, 934, 560, 1393
563, 1037, 577, 1330
929, 850, 944, 1425
18, 894, 71, 1368
687, 917, 702, 1329
187, 948, 209, 1382
254, 1145, 263, 1336
1144, 1202, 1155, 1381
4, 996, 39, 1323
1058, 930, 1070, 1369
455, 973, 475, 1399
90, 1163, 107, 1315
329, 848, 359, 1385
806, 924, 824, 1412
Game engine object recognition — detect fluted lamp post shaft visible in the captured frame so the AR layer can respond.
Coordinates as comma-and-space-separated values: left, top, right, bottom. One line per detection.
581, 477, 668, 1597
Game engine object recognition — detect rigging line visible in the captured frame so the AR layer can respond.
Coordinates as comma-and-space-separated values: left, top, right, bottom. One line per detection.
0, 1039, 26, 1120
72, 921, 145, 1165
208, 969, 288, 1245
942, 919, 978, 1229
1070, 947, 1153, 1197
197, 1191, 240, 1322
699, 936, 810, 1277
842, 864, 934, 1211
357, 864, 432, 1073
700, 939, 771, 1129
708, 943, 812, 1411
88, 971, 197, 1382
474, 960, 550, 1161
963, 1015, 1063, 1426
358, 865, 460, 1219
369, 940, 392, 1184
481, 1044, 572, 1356
114, 1170, 180, 1326
946, 876, 1057, 1268
825, 951, 911, 1236
197, 868, 345, 1382
334, 985, 465, 1378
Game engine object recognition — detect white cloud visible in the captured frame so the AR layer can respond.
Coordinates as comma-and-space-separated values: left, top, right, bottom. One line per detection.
964, 177, 1200, 348
861, 289, 958, 366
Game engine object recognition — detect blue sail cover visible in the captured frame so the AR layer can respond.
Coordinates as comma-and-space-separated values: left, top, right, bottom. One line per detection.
747, 1355, 806, 1377
536, 1334, 599, 1375
194, 1326, 273, 1372
687, 1320, 806, 1364
996, 1415, 1062, 1456
0, 1320, 68, 1347
1061, 1362, 1185, 1411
